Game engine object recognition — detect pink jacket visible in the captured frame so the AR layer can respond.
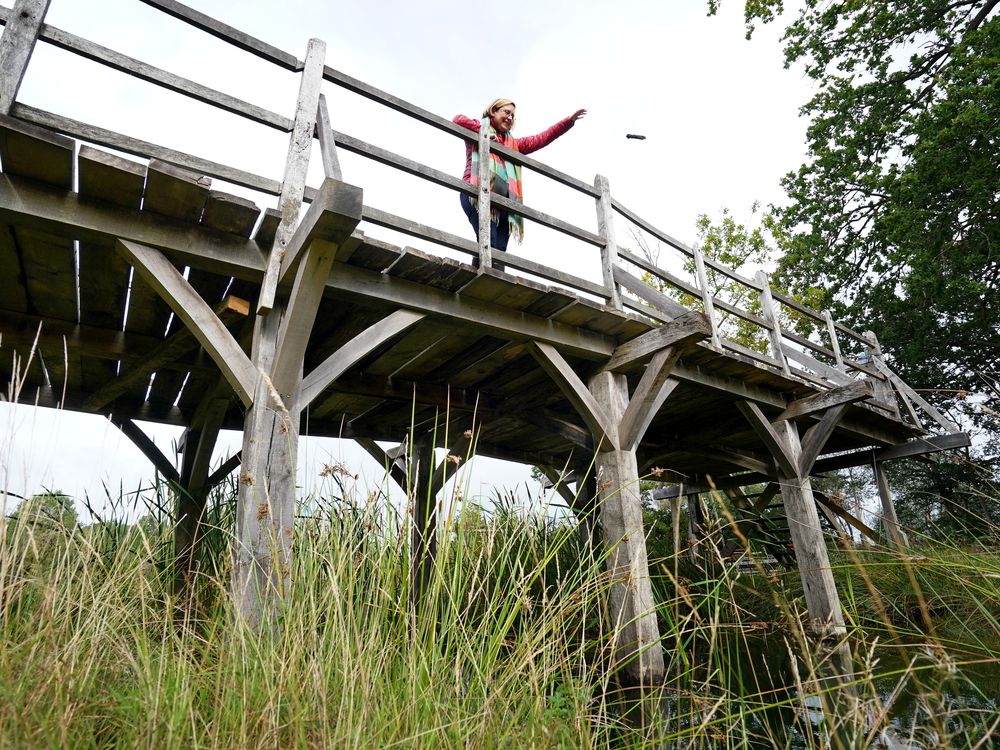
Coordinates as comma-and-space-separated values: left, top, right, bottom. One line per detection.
452, 114, 575, 182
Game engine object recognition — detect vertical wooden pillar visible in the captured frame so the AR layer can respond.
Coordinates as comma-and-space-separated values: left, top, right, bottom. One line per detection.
0, 0, 51, 114
588, 369, 664, 685
864, 331, 901, 419
232, 310, 300, 627
409, 436, 437, 605
874, 460, 908, 548
687, 493, 703, 562
774, 419, 847, 637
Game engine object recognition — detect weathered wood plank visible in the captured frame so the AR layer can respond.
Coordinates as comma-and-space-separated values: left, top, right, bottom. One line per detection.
142, 159, 211, 224
315, 93, 343, 181
77, 145, 145, 210
258, 37, 326, 314
138, 0, 302, 71
0, 113, 72, 188
78, 240, 129, 329
777, 380, 873, 422
113, 417, 179, 483
276, 177, 363, 285
200, 191, 260, 237
0, 222, 28, 312
606, 311, 710, 372
798, 403, 847, 476
613, 265, 687, 319
0, 0, 51, 114
117, 240, 255, 405
16, 226, 75, 321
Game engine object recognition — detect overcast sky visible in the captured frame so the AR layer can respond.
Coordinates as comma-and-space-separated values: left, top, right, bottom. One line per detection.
0, 0, 815, 518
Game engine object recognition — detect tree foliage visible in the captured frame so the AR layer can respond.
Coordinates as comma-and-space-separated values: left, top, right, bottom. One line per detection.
712, 0, 1000, 421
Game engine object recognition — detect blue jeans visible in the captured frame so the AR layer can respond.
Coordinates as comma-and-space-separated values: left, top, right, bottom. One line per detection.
460, 193, 510, 252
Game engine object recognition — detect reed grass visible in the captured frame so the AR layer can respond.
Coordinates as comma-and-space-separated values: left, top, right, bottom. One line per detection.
1, 470, 998, 749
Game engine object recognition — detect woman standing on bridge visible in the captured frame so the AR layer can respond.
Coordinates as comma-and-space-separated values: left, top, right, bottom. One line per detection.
454, 99, 586, 254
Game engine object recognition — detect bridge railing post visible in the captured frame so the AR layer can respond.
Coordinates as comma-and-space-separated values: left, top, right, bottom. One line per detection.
693, 246, 722, 349
755, 270, 792, 376
594, 174, 622, 310
476, 117, 492, 270
0, 0, 52, 115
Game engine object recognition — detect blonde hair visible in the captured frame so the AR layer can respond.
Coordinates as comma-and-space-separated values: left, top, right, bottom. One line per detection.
483, 98, 516, 118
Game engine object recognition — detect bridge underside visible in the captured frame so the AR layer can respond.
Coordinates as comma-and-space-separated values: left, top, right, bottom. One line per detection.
0, 119, 922, 487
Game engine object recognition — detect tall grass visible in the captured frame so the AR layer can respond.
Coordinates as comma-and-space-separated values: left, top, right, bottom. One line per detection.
1, 472, 998, 748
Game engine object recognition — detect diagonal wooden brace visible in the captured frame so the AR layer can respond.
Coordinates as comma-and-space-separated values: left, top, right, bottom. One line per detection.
270, 178, 363, 395
529, 340, 618, 450
115, 239, 256, 406
736, 400, 797, 477
605, 310, 711, 372
299, 308, 423, 407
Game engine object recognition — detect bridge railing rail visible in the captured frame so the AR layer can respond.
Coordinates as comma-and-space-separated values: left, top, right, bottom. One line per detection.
0, 0, 958, 434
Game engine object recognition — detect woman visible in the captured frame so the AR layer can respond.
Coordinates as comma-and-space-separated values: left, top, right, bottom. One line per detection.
454, 99, 586, 254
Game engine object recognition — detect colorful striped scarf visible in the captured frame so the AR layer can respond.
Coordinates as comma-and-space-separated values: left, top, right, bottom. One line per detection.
470, 123, 524, 243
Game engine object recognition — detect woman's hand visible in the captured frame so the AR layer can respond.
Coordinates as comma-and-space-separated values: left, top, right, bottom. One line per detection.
570, 108, 587, 121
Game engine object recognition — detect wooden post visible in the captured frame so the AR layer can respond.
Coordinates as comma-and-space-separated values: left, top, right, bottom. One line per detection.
864, 331, 900, 418
693, 248, 721, 349
588, 369, 664, 685
775, 420, 847, 637
687, 493, 703, 562
755, 270, 791, 376
594, 174, 622, 310
408, 436, 437, 605
737, 402, 847, 638
822, 310, 846, 371
0, 0, 52, 115
258, 38, 326, 314
874, 460, 909, 548
476, 118, 492, 270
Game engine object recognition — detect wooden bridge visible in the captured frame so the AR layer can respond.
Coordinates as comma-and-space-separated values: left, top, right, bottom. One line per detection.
0, 0, 969, 684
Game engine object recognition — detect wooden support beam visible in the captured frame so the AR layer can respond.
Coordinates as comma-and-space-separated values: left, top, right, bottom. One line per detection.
736, 401, 796, 477
207, 451, 241, 487
0, 0, 51, 114
874, 461, 909, 547
812, 432, 971, 474
300, 309, 425, 407
587, 367, 664, 684
604, 310, 711, 372
776, 380, 873, 422
356, 437, 408, 491
115, 240, 256, 406
113, 417, 179, 483
772, 419, 847, 638
409, 436, 436, 605
174, 390, 228, 591
798, 403, 848, 476
258, 38, 326, 314
529, 341, 618, 450
275, 177, 363, 286
315, 93, 343, 181
814, 492, 879, 542
84, 295, 249, 411
271, 179, 364, 393
618, 348, 681, 451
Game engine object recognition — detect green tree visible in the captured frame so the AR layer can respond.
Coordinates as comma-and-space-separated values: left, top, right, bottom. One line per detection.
13, 490, 77, 529
710, 0, 999, 420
